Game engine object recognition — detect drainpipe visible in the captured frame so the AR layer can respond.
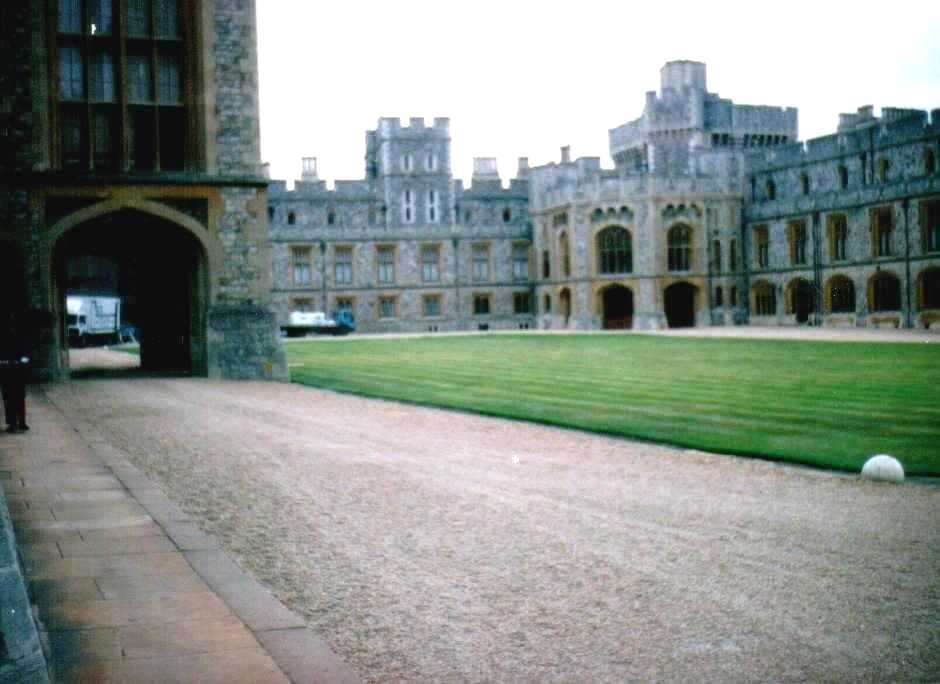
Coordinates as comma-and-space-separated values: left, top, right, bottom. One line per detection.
319, 240, 327, 312
903, 198, 912, 328
812, 211, 823, 325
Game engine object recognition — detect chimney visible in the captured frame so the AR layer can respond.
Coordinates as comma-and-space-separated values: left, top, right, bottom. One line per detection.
516, 157, 529, 178
472, 157, 499, 181
261, 162, 271, 179
560, 146, 571, 163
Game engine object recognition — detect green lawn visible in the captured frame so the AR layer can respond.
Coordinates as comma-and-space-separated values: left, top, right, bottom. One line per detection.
111, 343, 140, 355
286, 334, 940, 476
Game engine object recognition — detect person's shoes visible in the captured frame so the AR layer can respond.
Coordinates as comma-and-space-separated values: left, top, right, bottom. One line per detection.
5, 426, 16, 434
18, 424, 29, 432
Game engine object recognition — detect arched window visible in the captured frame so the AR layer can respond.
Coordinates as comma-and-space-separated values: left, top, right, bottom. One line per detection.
924, 200, 940, 253
827, 275, 856, 313
559, 232, 571, 277
596, 226, 632, 274
838, 165, 848, 190
800, 172, 810, 195
559, 288, 572, 323
267, 206, 275, 220
752, 281, 776, 316
920, 268, 940, 310
715, 286, 723, 307
287, 211, 296, 225
327, 209, 335, 226
503, 208, 512, 223
543, 294, 551, 313
667, 224, 691, 271
870, 272, 901, 312
926, 148, 937, 175
765, 179, 776, 200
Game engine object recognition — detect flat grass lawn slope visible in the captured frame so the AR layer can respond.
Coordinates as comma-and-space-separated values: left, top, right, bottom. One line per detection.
286, 334, 940, 476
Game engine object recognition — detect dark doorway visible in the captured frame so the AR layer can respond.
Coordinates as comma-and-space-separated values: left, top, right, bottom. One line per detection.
0, 241, 25, 322
602, 285, 634, 329
54, 210, 207, 377
664, 282, 696, 328
559, 288, 571, 326
792, 279, 815, 324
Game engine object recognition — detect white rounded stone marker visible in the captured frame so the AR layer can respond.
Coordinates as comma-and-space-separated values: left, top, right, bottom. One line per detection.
861, 454, 905, 483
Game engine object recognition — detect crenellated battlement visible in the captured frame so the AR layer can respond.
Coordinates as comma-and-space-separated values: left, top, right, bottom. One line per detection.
375, 116, 450, 138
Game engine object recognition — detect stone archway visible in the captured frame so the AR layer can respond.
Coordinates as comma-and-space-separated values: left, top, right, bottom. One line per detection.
52, 209, 209, 376
787, 278, 815, 324
600, 284, 633, 329
664, 282, 696, 328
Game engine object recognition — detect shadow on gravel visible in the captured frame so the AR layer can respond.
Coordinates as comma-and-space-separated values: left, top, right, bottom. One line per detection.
68, 367, 192, 381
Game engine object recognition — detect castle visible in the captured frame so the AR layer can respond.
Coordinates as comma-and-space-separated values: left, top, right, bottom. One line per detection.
269, 61, 940, 333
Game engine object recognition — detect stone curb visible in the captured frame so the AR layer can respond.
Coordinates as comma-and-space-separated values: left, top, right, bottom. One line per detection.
0, 483, 50, 683
80, 428, 360, 683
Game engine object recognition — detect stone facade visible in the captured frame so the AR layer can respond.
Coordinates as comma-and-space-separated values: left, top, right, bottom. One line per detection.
269, 119, 535, 333
0, 0, 287, 381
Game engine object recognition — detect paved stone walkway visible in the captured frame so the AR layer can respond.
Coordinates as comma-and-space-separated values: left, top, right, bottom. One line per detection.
0, 391, 358, 683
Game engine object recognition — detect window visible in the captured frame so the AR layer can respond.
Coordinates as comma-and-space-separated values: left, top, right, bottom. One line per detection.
838, 165, 848, 190
367, 207, 376, 226
752, 281, 776, 316
765, 179, 776, 200
287, 211, 296, 225
421, 244, 440, 282
926, 149, 937, 175
513, 293, 531, 314
872, 208, 893, 257
334, 247, 353, 285
667, 224, 691, 271
512, 243, 530, 280
425, 153, 437, 172
127, 0, 151, 36
267, 206, 275, 221
473, 294, 491, 316
291, 298, 313, 312
464, 208, 473, 223
870, 273, 900, 312
378, 296, 397, 319
730, 285, 738, 307
55, 0, 188, 171
422, 295, 441, 317
829, 214, 848, 261
327, 209, 336, 225
291, 247, 311, 287
472, 243, 490, 281
754, 225, 769, 268
597, 227, 632, 274
503, 208, 512, 224
714, 287, 723, 307
542, 250, 550, 279
922, 269, 940, 310
559, 232, 571, 277
377, 246, 395, 284
828, 276, 855, 313
335, 298, 354, 315
401, 154, 413, 172
553, 212, 568, 227
730, 239, 737, 271
89, 50, 115, 101
59, 45, 85, 100
427, 190, 439, 223
543, 294, 552, 313
923, 201, 940, 253
402, 189, 414, 223
877, 157, 890, 183
800, 172, 810, 195
789, 220, 807, 265
711, 239, 721, 272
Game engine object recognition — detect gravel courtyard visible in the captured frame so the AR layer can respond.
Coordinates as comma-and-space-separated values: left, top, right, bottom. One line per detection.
44, 364, 939, 682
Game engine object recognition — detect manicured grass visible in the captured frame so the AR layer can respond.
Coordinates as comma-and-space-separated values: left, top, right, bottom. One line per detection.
286, 334, 940, 476
110, 343, 140, 355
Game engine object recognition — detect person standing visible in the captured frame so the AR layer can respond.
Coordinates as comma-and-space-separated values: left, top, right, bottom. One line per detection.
0, 312, 29, 433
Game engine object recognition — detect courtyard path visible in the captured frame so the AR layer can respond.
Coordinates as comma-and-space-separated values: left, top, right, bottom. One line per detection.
42, 370, 939, 682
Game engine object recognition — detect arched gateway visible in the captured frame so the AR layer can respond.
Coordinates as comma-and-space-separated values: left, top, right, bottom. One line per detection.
53, 209, 209, 375
600, 285, 634, 329
664, 282, 696, 328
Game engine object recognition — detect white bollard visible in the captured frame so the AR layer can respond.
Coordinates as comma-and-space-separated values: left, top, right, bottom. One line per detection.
861, 454, 905, 483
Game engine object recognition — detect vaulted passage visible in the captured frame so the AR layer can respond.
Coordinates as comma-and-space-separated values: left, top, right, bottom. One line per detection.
54, 210, 208, 377
664, 282, 696, 328
788, 278, 815, 323
601, 285, 633, 329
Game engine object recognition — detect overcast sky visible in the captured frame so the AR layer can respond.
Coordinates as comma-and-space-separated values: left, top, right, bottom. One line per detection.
256, 0, 940, 187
